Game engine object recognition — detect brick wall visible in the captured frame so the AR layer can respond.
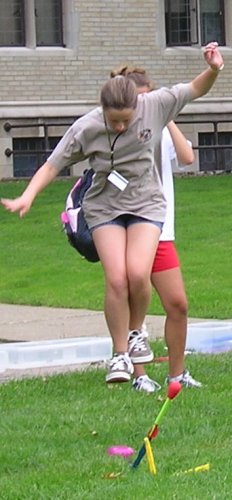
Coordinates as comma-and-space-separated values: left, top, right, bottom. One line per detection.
1, 1, 232, 178
0, 0, 231, 103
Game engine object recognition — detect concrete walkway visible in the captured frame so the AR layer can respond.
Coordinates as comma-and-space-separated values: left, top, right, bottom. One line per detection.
0, 303, 207, 343
0, 303, 213, 382
0, 303, 166, 342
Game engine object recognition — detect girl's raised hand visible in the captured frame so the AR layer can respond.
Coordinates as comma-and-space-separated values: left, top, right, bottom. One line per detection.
203, 42, 224, 71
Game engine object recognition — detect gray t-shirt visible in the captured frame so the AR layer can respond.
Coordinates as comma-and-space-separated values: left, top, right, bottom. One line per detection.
48, 82, 193, 229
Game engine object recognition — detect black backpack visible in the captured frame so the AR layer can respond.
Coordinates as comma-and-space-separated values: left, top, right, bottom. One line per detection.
61, 169, 99, 263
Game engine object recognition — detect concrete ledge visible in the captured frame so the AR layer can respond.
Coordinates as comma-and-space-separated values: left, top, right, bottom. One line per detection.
0, 303, 212, 343
1, 98, 232, 119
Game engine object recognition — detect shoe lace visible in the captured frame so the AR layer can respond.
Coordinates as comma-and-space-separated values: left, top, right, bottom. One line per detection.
109, 354, 130, 371
129, 332, 148, 353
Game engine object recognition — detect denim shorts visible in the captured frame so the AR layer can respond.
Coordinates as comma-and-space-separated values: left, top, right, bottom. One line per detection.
91, 214, 163, 232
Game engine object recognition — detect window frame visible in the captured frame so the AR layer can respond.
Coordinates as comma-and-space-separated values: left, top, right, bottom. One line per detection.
165, 0, 226, 47
199, 131, 232, 172
35, 0, 64, 47
0, 0, 65, 49
0, 0, 25, 47
13, 135, 70, 177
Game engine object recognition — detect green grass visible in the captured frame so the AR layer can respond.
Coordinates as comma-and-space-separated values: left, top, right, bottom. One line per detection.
175, 174, 232, 319
1, 175, 232, 318
0, 347, 232, 499
1, 178, 232, 498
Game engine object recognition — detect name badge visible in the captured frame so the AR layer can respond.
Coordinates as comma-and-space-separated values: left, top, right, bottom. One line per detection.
107, 170, 128, 191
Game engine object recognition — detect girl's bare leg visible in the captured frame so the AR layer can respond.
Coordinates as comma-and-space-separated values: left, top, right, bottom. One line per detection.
126, 222, 161, 329
151, 266, 188, 377
133, 267, 187, 380
92, 224, 129, 353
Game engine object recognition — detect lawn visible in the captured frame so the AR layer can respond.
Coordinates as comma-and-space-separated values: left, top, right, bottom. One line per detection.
0, 348, 232, 499
0, 175, 232, 498
1, 174, 232, 318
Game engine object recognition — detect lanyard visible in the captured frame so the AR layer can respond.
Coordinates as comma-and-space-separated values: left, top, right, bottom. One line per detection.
104, 115, 123, 171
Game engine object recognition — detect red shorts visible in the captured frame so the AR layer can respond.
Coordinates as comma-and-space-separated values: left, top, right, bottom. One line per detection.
151, 241, 180, 273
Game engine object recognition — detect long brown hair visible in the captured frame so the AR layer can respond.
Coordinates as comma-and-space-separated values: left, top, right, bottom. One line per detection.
100, 75, 138, 110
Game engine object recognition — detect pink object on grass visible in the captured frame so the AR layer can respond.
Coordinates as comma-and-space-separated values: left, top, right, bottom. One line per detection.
107, 445, 135, 458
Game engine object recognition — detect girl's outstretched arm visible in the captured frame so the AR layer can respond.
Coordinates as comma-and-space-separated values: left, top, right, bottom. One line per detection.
1, 161, 57, 217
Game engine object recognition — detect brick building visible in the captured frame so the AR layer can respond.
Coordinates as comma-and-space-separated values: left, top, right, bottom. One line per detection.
0, 0, 232, 178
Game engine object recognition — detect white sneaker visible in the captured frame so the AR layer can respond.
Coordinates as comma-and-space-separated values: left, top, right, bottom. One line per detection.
132, 375, 161, 393
128, 329, 154, 364
167, 370, 202, 388
106, 353, 134, 383
181, 370, 202, 388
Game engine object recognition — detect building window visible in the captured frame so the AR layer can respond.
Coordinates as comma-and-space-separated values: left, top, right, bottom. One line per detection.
13, 137, 70, 177
0, 0, 63, 47
0, 0, 25, 47
165, 0, 225, 47
35, 0, 63, 46
199, 132, 232, 172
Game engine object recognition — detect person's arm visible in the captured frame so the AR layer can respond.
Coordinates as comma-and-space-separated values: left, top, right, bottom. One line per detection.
1, 161, 57, 217
167, 121, 194, 165
1, 121, 87, 217
190, 41, 224, 99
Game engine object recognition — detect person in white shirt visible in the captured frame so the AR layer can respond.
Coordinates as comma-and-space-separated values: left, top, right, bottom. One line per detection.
111, 66, 202, 392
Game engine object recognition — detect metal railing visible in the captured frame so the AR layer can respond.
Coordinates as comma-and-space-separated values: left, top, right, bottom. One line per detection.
3, 117, 232, 173
3, 119, 75, 159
